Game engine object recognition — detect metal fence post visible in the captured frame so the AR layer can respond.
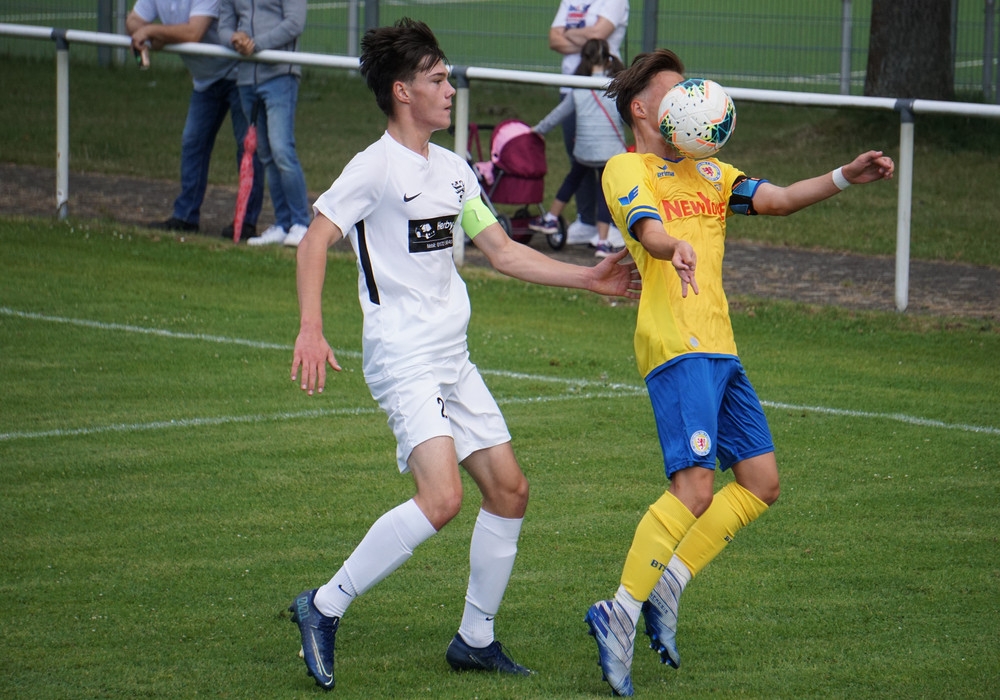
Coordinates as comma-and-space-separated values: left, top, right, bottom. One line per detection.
53, 29, 70, 221
115, 0, 128, 66
642, 0, 658, 53
986, 0, 996, 101
364, 0, 379, 32
348, 0, 359, 57
839, 0, 852, 95
96, 0, 112, 67
894, 101, 915, 313
452, 67, 470, 266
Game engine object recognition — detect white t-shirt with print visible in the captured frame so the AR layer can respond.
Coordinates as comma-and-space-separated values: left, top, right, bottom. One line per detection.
551, 0, 630, 76
313, 131, 482, 381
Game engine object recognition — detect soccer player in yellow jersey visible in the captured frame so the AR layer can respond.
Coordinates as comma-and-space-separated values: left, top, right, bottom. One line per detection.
583, 49, 895, 696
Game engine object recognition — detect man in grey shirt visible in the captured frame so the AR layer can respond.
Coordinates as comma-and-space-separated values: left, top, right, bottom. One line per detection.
219, 0, 311, 247
127, 0, 263, 240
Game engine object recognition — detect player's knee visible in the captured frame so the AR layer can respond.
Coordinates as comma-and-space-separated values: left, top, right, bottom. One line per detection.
687, 491, 714, 517
509, 472, 530, 511
419, 484, 464, 528
757, 480, 780, 506
439, 487, 465, 522
485, 471, 529, 519
669, 468, 715, 516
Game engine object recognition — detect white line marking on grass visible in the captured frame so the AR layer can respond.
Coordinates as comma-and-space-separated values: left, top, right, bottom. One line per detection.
762, 401, 1000, 436
2, 307, 997, 439
0, 306, 341, 354
0, 407, 379, 442
480, 368, 643, 394
0, 390, 642, 443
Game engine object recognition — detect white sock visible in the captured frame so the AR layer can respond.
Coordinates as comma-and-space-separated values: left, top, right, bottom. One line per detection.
313, 499, 436, 618
613, 584, 643, 627
457, 509, 522, 648
666, 555, 692, 591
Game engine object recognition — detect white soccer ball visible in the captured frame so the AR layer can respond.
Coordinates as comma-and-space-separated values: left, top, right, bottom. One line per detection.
658, 78, 736, 159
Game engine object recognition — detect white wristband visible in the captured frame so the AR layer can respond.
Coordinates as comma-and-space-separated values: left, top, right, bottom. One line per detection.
832, 166, 851, 191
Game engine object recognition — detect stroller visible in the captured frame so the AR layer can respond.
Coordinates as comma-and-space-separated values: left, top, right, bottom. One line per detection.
470, 119, 567, 250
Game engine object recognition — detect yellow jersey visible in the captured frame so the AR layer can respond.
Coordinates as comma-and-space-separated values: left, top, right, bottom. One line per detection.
603, 152, 748, 379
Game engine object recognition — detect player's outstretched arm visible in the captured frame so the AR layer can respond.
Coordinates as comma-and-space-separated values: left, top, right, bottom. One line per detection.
473, 222, 641, 298
291, 215, 344, 395
752, 150, 895, 217
841, 149, 896, 185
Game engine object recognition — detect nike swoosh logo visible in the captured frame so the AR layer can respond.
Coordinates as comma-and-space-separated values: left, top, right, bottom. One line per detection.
403, 193, 421, 202
338, 584, 350, 595
308, 633, 333, 681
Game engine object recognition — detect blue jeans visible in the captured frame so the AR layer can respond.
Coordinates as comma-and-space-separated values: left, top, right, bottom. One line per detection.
239, 76, 311, 230
173, 78, 263, 228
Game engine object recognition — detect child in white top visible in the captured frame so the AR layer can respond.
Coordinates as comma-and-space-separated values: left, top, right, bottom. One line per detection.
531, 38, 627, 257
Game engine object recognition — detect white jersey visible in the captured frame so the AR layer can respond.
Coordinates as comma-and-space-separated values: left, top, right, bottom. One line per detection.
313, 132, 481, 381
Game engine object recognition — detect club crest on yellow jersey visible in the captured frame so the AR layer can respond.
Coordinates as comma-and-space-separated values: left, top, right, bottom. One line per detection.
696, 161, 722, 182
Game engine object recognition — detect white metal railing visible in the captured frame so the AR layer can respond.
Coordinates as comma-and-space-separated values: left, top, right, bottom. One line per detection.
4, 23, 1000, 312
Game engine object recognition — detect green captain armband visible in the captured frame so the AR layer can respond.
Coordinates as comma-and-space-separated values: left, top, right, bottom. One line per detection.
460, 196, 497, 239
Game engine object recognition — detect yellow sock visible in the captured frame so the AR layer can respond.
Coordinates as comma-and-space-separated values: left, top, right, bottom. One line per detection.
620, 491, 697, 600
674, 481, 768, 577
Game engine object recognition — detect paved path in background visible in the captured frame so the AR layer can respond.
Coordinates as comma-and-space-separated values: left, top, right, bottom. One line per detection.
2, 162, 997, 320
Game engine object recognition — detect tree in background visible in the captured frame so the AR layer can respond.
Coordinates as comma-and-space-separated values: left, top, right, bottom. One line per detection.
865, 0, 954, 100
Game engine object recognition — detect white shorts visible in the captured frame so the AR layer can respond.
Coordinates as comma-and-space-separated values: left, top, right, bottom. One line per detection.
367, 353, 511, 473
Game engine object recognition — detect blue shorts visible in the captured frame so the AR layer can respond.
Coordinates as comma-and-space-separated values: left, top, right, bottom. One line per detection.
646, 356, 774, 478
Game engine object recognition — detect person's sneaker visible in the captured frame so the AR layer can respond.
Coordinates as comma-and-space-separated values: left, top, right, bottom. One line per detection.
528, 214, 559, 235
606, 223, 625, 248
247, 224, 287, 246
566, 218, 598, 245
221, 222, 257, 242
149, 216, 198, 233
445, 633, 534, 676
594, 241, 614, 258
642, 572, 682, 668
284, 223, 309, 247
289, 589, 339, 690
585, 600, 635, 697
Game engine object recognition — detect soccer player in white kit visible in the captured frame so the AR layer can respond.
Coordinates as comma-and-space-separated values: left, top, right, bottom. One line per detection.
288, 18, 641, 691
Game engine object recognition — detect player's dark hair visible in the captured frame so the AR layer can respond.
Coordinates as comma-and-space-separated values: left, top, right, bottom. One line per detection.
360, 18, 449, 117
606, 49, 685, 127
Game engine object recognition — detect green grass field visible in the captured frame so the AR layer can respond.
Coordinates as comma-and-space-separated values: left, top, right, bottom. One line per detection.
1, 216, 998, 698
2, 19, 1000, 696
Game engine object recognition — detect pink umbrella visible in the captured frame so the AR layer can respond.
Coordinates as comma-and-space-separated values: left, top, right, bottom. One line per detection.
232, 102, 259, 243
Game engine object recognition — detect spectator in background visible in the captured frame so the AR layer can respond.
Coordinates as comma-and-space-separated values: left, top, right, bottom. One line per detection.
218, 0, 311, 247
548, 0, 629, 247
530, 38, 626, 258
127, 0, 263, 241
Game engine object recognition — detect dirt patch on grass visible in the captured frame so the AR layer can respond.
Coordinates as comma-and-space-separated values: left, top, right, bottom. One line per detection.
2, 161, 996, 321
